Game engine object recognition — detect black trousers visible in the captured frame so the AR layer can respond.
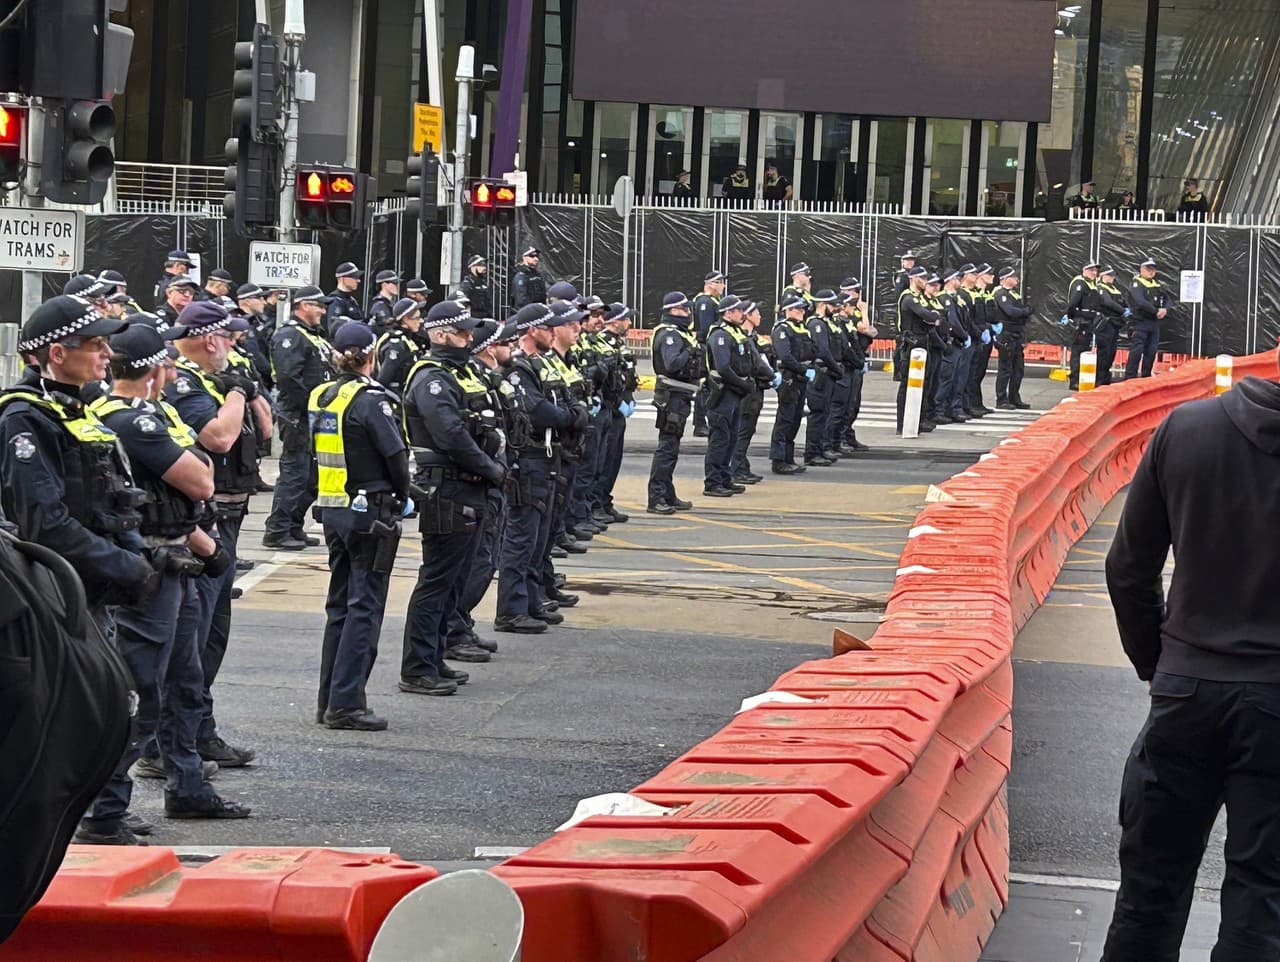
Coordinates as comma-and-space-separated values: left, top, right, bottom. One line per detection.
647, 393, 692, 506
804, 374, 833, 459
731, 389, 765, 478
995, 338, 1026, 404
1068, 327, 1094, 388
497, 456, 554, 618
826, 371, 854, 450
704, 388, 742, 490
596, 409, 626, 511
265, 421, 316, 540
843, 367, 866, 443
196, 511, 241, 743
1096, 325, 1120, 385
769, 380, 806, 464
968, 339, 993, 409
448, 490, 505, 644
1103, 673, 1280, 962
1126, 323, 1160, 379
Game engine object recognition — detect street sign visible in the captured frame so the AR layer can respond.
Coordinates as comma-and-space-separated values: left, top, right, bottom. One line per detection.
612, 175, 635, 219
0, 208, 84, 272
412, 102, 444, 154
500, 170, 529, 207
248, 241, 322, 288
1180, 269, 1204, 304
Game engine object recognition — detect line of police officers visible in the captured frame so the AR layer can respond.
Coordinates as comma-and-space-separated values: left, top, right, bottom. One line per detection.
1063, 257, 1174, 387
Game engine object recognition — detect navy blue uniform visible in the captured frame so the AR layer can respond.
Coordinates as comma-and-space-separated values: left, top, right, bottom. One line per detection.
511, 265, 547, 308
993, 287, 1031, 405
769, 318, 814, 465
326, 289, 363, 338
1126, 276, 1171, 379
703, 322, 755, 491
731, 331, 775, 480
646, 316, 702, 507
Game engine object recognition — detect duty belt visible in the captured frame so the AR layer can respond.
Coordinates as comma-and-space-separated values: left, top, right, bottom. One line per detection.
418, 464, 484, 484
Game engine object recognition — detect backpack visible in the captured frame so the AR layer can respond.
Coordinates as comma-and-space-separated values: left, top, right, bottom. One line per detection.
0, 531, 133, 944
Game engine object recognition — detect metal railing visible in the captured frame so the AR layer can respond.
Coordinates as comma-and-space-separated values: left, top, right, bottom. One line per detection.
109, 162, 226, 215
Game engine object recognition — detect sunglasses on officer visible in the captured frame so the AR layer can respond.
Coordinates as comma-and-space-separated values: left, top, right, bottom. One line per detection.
60, 335, 112, 352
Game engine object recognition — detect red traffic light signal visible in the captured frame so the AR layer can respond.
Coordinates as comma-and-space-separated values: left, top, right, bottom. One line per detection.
0, 105, 21, 190
0, 105, 20, 147
301, 170, 325, 200
330, 175, 356, 195
295, 166, 370, 232
468, 179, 517, 224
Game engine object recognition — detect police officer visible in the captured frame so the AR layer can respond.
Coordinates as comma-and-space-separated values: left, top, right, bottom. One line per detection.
96, 269, 144, 315
199, 268, 234, 303
892, 252, 917, 299
690, 271, 725, 437
1176, 178, 1209, 219
366, 270, 401, 337
966, 264, 996, 415
397, 301, 505, 695
721, 163, 750, 201
375, 298, 427, 400
446, 320, 525, 657
824, 286, 858, 456
264, 287, 335, 548
730, 301, 778, 485
1065, 262, 1102, 390
1069, 181, 1100, 217
495, 303, 583, 631
933, 270, 971, 424
780, 263, 815, 313
327, 262, 364, 338
87, 324, 249, 828
512, 247, 546, 308
770, 293, 816, 473
703, 294, 756, 496
541, 301, 593, 556
568, 297, 610, 536
154, 275, 200, 332
460, 255, 493, 318
167, 301, 268, 770
1126, 257, 1171, 379
234, 283, 275, 391
154, 250, 194, 305
803, 289, 844, 465
895, 266, 942, 433
957, 265, 988, 418
405, 278, 433, 307
590, 302, 637, 524
647, 292, 703, 513
311, 323, 409, 730
1095, 266, 1129, 386
993, 267, 1032, 409
837, 281, 876, 452
672, 169, 694, 201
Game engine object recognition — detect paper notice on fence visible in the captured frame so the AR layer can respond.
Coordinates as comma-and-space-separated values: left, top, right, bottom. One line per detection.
1180, 270, 1205, 304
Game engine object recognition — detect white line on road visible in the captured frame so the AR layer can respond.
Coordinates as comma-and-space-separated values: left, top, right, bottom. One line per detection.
1009, 871, 1120, 892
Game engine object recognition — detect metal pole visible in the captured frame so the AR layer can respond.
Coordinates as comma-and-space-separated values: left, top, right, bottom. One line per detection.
448, 45, 475, 290
20, 101, 46, 322
279, 0, 306, 243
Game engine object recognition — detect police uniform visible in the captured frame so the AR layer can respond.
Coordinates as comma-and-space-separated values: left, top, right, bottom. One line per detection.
803, 292, 844, 464
703, 296, 757, 494
311, 324, 409, 728
154, 277, 200, 332
495, 304, 579, 630
1069, 185, 1100, 217
966, 266, 996, 414
512, 249, 547, 308
932, 279, 971, 424
326, 263, 365, 339
567, 305, 609, 535
460, 258, 493, 318
366, 296, 396, 338
647, 294, 704, 511
591, 307, 637, 522
689, 275, 723, 434
1066, 266, 1102, 390
730, 311, 776, 483
1126, 260, 1171, 379
265, 290, 335, 546
1176, 188, 1209, 219
1095, 270, 1128, 386
87, 325, 248, 823
164, 303, 262, 769
399, 302, 506, 694
374, 299, 428, 400
894, 274, 943, 432
770, 297, 816, 471
833, 283, 873, 451
536, 316, 591, 559
993, 270, 1032, 408
153, 249, 194, 305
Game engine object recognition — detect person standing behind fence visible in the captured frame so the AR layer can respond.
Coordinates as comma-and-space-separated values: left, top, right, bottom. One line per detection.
512, 247, 546, 308
1065, 261, 1101, 391
1069, 181, 1100, 217
1125, 257, 1170, 379
1176, 178, 1209, 220
993, 267, 1031, 410
721, 163, 751, 202
1099, 354, 1280, 960
762, 162, 792, 204
1094, 266, 1129, 386
690, 271, 725, 437
730, 302, 777, 485
672, 170, 695, 202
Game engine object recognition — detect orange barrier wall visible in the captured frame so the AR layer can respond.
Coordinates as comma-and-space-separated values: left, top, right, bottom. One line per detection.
494, 349, 1279, 962
0, 848, 437, 962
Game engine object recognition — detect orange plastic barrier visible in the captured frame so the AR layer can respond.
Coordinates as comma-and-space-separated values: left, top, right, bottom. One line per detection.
0, 847, 437, 962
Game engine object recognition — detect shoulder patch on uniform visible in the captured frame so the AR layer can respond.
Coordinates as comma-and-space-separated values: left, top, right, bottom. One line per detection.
11, 432, 34, 461
387, 349, 398, 360
281, 337, 293, 349
175, 379, 192, 394
508, 373, 521, 385
380, 400, 394, 418
428, 380, 443, 395
136, 415, 160, 433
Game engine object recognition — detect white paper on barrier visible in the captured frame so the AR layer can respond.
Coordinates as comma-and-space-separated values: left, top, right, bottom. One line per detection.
556, 793, 679, 832
736, 691, 817, 714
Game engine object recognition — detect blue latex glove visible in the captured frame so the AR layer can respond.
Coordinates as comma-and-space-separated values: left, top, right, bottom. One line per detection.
589, 397, 602, 417
402, 497, 415, 517
804, 369, 817, 382
1058, 314, 1072, 326
992, 322, 1004, 335
981, 329, 991, 345
619, 400, 635, 418
963, 337, 972, 349
771, 371, 783, 388
863, 359, 871, 373
1122, 308, 1133, 318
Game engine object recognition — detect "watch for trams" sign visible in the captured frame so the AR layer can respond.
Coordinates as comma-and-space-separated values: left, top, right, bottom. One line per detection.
248, 241, 322, 288
0, 208, 85, 272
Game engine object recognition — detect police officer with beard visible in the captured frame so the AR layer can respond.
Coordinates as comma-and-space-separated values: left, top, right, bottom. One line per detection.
86, 324, 248, 833
375, 298, 428, 400
311, 322, 409, 730
646, 292, 703, 513
460, 255, 493, 318
512, 247, 546, 308
326, 263, 364, 339
399, 301, 506, 695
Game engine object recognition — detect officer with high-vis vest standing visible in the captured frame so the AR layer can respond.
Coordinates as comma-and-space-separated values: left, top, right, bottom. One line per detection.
647, 292, 704, 513
702, 295, 755, 497
770, 293, 816, 473
690, 271, 725, 437
399, 301, 506, 696
1125, 257, 1171, 379
265, 286, 335, 549
1065, 261, 1102, 390
87, 324, 249, 833
1095, 266, 1130, 385
803, 290, 845, 465
993, 267, 1032, 409
374, 298, 427, 401
166, 301, 270, 771
895, 266, 942, 433
310, 323, 409, 730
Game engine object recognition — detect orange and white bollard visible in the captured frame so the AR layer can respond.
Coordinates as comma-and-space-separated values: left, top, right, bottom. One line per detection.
1215, 354, 1233, 395
902, 348, 928, 439
1079, 351, 1097, 392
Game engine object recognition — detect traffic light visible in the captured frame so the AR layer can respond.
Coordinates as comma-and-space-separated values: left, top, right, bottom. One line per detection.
232, 24, 281, 141
468, 179, 517, 225
40, 99, 115, 205
223, 134, 279, 236
405, 148, 440, 227
0, 105, 22, 191
295, 166, 371, 232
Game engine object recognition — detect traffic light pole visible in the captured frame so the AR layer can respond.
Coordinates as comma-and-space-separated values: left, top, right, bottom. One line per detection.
277, 29, 303, 243
447, 46, 475, 291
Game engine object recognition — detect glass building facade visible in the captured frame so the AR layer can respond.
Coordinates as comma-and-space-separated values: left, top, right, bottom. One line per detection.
110, 0, 1280, 217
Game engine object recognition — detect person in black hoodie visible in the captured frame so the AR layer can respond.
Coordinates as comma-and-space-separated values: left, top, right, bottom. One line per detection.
1101, 363, 1280, 960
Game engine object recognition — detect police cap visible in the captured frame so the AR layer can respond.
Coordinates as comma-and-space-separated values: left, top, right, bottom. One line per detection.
704, 270, 726, 283
207, 268, 233, 284
63, 273, 112, 299
374, 269, 400, 285
291, 285, 332, 305
662, 291, 690, 311
470, 319, 518, 354
423, 299, 479, 331
974, 262, 993, 275
583, 294, 607, 313
236, 283, 265, 301
19, 295, 128, 353
405, 278, 432, 295
718, 294, 744, 313
959, 263, 977, 275
393, 297, 422, 322
108, 324, 178, 370
333, 321, 377, 352
605, 302, 636, 321
780, 293, 807, 313
510, 303, 554, 331
789, 262, 811, 277
942, 269, 960, 283
1140, 257, 1158, 269
1083, 261, 1101, 272
998, 266, 1018, 280
96, 269, 127, 288
548, 301, 586, 325
169, 301, 251, 339
546, 280, 581, 304
467, 254, 487, 269
335, 262, 364, 279
907, 266, 929, 278
165, 250, 193, 267
162, 275, 200, 293
811, 289, 838, 303
1100, 265, 1117, 277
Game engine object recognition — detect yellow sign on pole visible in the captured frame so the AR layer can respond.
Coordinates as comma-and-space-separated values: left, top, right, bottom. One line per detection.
412, 102, 444, 154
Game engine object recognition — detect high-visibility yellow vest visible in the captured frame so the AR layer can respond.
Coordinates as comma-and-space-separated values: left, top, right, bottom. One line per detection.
89, 396, 198, 449
0, 390, 118, 444
308, 379, 368, 508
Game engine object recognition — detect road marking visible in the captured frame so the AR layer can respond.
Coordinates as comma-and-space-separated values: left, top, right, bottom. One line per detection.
474, 846, 528, 859
677, 512, 906, 561
1009, 872, 1119, 892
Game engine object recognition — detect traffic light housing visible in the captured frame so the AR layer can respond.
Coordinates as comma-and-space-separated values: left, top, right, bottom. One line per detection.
232, 24, 281, 141
223, 134, 279, 236
0, 105, 22, 191
468, 179, 516, 226
40, 99, 116, 205
405, 148, 440, 227
295, 166, 372, 232
224, 22, 282, 236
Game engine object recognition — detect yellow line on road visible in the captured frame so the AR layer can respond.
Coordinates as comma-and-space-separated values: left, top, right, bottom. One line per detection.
675, 512, 906, 561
